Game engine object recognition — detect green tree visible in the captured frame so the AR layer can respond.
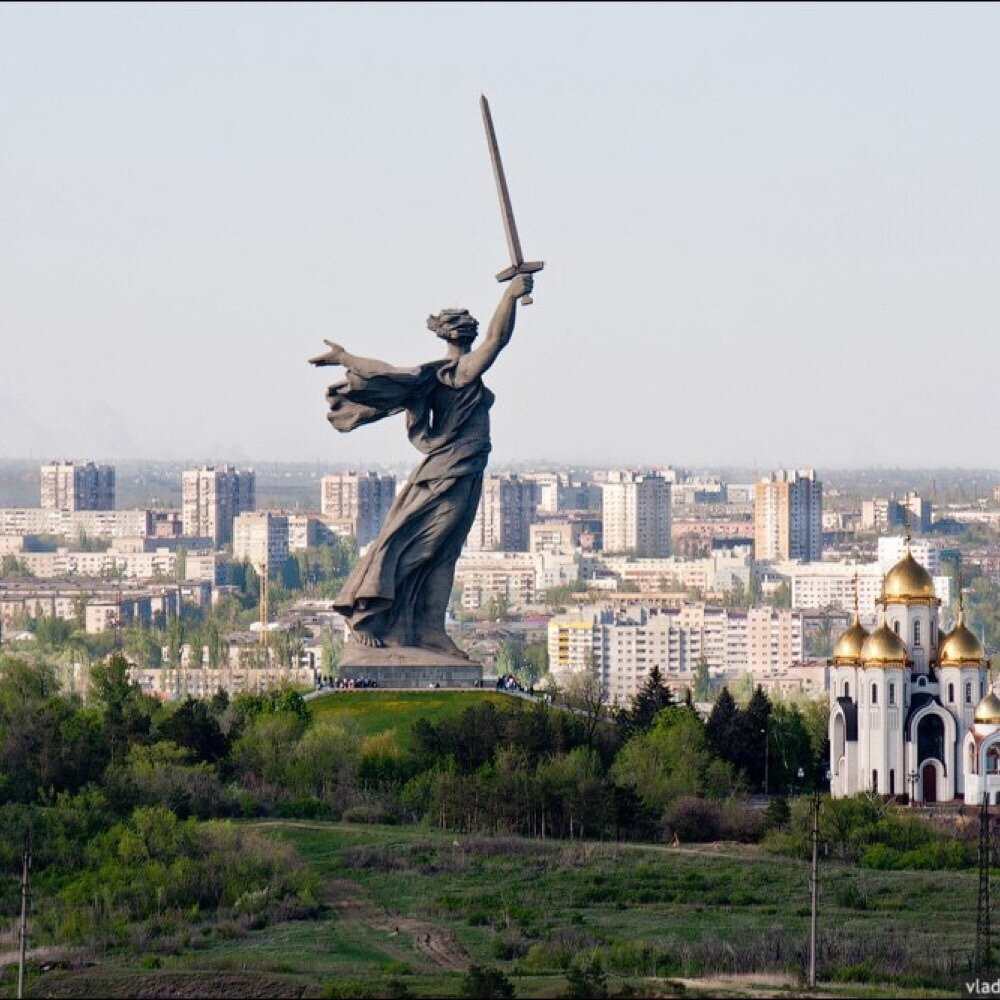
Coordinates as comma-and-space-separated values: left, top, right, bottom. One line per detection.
628, 664, 673, 732
89, 654, 153, 762
612, 704, 732, 814
693, 657, 712, 701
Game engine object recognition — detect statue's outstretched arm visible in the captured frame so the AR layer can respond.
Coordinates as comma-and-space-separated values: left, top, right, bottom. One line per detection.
309, 339, 411, 377
454, 274, 533, 385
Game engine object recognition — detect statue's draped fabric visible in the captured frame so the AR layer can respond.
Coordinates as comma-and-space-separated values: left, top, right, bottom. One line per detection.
326, 357, 492, 648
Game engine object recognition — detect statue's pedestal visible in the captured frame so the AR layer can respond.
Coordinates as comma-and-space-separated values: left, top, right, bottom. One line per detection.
338, 643, 483, 689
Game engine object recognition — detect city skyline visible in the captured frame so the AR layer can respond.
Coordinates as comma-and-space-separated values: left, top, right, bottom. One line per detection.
4, 4, 1000, 465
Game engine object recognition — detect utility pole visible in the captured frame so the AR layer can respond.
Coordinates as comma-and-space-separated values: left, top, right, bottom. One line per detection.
809, 786, 819, 988
977, 793, 993, 973
17, 827, 32, 1000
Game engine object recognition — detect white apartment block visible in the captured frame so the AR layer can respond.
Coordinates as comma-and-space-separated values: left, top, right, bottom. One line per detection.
0, 508, 152, 540
131, 661, 316, 701
320, 471, 396, 546
601, 470, 672, 557
781, 538, 950, 620
0, 582, 185, 634
548, 602, 804, 704
182, 467, 255, 545
596, 549, 753, 596
40, 461, 115, 511
468, 474, 540, 552
233, 512, 289, 569
877, 535, 940, 575
454, 550, 580, 610
754, 468, 822, 562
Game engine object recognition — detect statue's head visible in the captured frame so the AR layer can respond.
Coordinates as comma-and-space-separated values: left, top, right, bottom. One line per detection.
427, 309, 478, 346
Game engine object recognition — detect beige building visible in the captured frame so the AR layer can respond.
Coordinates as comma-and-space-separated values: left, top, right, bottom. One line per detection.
41, 461, 115, 511
601, 470, 672, 557
468, 474, 540, 552
233, 512, 289, 570
753, 468, 822, 562
182, 466, 255, 545
529, 519, 582, 554
320, 471, 396, 546
548, 601, 804, 704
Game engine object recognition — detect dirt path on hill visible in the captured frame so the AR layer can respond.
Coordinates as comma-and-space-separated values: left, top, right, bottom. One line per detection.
325, 878, 468, 971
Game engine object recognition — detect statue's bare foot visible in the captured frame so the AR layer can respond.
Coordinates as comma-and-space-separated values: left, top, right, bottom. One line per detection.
351, 628, 384, 648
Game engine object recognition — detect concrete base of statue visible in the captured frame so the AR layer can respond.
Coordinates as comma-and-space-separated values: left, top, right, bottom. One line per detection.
338, 642, 483, 689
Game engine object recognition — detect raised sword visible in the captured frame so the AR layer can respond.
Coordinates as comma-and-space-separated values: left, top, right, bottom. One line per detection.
480, 94, 543, 305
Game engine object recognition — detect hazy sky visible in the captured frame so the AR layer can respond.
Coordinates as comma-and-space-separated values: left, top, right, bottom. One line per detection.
3, 2, 1000, 469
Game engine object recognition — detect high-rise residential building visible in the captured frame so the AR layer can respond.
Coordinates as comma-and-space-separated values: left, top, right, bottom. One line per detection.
547, 601, 804, 705
40, 461, 115, 511
601, 470, 672, 557
233, 511, 289, 569
753, 468, 822, 562
320, 471, 396, 546
181, 466, 255, 545
467, 474, 540, 552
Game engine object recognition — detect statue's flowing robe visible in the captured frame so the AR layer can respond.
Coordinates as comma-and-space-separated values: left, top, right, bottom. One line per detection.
325, 357, 492, 648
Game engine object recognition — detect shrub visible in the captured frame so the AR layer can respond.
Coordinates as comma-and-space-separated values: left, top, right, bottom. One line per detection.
562, 958, 609, 999
763, 796, 790, 830
663, 796, 721, 843
461, 964, 517, 999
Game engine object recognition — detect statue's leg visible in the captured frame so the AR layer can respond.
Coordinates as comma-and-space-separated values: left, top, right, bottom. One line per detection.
414, 474, 482, 656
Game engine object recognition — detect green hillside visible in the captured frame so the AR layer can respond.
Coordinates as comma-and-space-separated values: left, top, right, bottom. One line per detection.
23, 819, 964, 998
308, 689, 517, 748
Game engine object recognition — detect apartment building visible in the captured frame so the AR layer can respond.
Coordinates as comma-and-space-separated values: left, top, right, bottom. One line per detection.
40, 461, 115, 511
601, 470, 672, 557
320, 471, 396, 546
548, 601, 804, 704
467, 474, 540, 552
233, 512, 290, 569
753, 468, 822, 562
182, 466, 255, 545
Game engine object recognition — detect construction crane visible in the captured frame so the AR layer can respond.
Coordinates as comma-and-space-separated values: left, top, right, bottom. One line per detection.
257, 556, 269, 656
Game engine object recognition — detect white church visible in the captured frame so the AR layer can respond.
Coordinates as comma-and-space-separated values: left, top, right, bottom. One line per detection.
829, 536, 1000, 804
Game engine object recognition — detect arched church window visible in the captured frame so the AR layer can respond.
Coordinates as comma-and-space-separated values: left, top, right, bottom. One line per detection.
987, 747, 1000, 774
872, 770, 878, 793
967, 682, 973, 705
914, 620, 921, 646
949, 683, 955, 702
889, 682, 896, 705
893, 620, 900, 635
843, 681, 850, 698
871, 684, 878, 705
889, 770, 895, 795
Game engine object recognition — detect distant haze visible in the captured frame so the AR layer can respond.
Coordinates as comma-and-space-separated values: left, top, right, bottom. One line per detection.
2, 3, 1000, 467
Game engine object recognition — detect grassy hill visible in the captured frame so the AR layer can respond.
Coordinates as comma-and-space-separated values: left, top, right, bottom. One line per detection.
308, 689, 517, 749
22, 819, 969, 998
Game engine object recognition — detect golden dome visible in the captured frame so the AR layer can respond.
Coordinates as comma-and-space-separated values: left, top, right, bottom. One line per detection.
939, 614, 986, 665
833, 620, 869, 664
881, 549, 935, 603
975, 692, 1000, 725
860, 622, 909, 666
